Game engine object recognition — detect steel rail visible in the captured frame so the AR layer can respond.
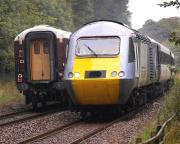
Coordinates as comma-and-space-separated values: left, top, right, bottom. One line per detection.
19, 105, 145, 144
0, 109, 30, 121
18, 120, 81, 144
70, 106, 145, 144
0, 108, 65, 127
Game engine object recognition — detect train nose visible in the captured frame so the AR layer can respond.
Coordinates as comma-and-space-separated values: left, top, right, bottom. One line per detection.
72, 79, 120, 105
68, 57, 121, 105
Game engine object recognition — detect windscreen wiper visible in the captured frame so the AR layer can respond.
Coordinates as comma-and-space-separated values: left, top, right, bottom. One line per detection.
84, 44, 97, 57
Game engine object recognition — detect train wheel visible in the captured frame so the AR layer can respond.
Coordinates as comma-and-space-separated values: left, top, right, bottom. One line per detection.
80, 111, 88, 119
32, 94, 38, 111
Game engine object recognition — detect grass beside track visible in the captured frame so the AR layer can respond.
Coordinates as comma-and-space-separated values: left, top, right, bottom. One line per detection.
134, 74, 180, 144
0, 78, 23, 106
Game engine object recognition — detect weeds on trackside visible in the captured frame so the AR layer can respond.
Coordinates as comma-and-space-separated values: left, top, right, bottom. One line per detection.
133, 74, 180, 144
0, 75, 23, 106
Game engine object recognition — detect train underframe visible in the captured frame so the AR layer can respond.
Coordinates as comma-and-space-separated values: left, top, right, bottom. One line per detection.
70, 79, 174, 117
22, 83, 68, 110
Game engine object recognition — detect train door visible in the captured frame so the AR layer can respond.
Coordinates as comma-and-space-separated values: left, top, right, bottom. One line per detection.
134, 38, 140, 78
138, 41, 148, 87
153, 44, 159, 81
30, 39, 50, 81
156, 45, 161, 81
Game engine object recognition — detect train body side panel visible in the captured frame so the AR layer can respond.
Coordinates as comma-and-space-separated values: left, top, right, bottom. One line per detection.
160, 64, 171, 81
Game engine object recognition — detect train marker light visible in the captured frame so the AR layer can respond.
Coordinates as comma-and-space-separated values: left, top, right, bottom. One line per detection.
74, 72, 80, 78
68, 72, 74, 78
119, 71, 125, 77
111, 71, 117, 77
17, 74, 23, 82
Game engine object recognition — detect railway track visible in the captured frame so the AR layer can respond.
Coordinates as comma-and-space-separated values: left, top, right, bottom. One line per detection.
18, 106, 144, 144
0, 109, 30, 121
70, 107, 144, 144
0, 107, 66, 127
18, 120, 80, 144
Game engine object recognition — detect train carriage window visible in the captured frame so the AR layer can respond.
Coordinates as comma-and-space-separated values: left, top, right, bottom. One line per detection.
34, 41, 40, 54
160, 51, 172, 64
128, 38, 135, 62
43, 40, 49, 54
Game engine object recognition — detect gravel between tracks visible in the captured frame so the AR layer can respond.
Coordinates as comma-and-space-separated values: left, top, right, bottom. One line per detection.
34, 123, 105, 144
0, 111, 79, 144
80, 98, 164, 144
0, 97, 163, 144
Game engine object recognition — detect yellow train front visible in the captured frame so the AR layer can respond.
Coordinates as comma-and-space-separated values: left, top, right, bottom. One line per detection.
64, 20, 175, 114
64, 21, 135, 113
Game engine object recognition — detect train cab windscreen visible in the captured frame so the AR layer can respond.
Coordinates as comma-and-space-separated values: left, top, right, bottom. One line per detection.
76, 37, 120, 57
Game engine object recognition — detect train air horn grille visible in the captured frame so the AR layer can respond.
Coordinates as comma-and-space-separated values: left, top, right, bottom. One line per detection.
85, 70, 106, 78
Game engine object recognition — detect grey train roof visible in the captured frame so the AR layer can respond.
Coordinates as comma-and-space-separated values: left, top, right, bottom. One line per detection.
14, 25, 71, 42
71, 20, 173, 56
71, 20, 134, 38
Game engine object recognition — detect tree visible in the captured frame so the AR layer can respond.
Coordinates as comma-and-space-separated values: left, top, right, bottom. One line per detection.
158, 0, 180, 9
158, 0, 180, 46
92, 0, 131, 26
0, 0, 131, 72
71, 0, 94, 28
139, 19, 169, 43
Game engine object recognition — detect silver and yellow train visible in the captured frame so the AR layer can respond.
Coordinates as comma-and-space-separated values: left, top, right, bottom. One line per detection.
14, 25, 71, 110
64, 20, 175, 114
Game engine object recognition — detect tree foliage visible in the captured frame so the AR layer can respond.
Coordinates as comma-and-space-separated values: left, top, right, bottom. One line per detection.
140, 17, 180, 67
158, 0, 180, 9
158, 0, 180, 46
71, 0, 131, 28
0, 0, 131, 72
139, 19, 170, 43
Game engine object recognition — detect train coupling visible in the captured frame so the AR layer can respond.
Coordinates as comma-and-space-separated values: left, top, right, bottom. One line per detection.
52, 82, 65, 90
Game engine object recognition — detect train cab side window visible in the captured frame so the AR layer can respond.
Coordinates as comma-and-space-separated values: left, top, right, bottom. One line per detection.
43, 40, 49, 54
160, 52, 172, 64
128, 38, 135, 62
34, 42, 40, 54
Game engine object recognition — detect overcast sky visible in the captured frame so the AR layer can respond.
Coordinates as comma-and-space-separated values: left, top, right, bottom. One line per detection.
128, 0, 180, 29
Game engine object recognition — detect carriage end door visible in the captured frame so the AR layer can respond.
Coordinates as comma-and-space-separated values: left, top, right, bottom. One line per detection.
30, 39, 50, 81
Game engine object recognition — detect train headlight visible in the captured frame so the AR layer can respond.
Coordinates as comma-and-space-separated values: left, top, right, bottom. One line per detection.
111, 71, 117, 77
119, 71, 126, 77
74, 72, 80, 78
68, 72, 73, 78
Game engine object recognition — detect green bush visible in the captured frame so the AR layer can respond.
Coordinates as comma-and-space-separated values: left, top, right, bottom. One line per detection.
0, 80, 23, 106
134, 74, 180, 144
